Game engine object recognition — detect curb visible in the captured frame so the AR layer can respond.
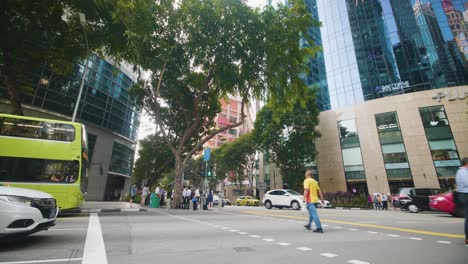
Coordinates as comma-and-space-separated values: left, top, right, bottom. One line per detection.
335, 207, 369, 210
61, 208, 148, 214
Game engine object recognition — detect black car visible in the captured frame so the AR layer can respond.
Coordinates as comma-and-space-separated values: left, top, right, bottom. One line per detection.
398, 187, 444, 213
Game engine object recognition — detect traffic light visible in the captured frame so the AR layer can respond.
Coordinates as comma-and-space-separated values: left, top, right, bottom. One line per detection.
197, 163, 204, 177
207, 166, 213, 177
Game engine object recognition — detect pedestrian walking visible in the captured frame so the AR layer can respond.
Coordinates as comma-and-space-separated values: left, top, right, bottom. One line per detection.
367, 194, 373, 209
303, 170, 324, 233
129, 184, 137, 207
208, 189, 213, 207
155, 184, 161, 198
141, 185, 150, 206
377, 194, 382, 210
455, 157, 468, 245
182, 186, 189, 209
381, 193, 388, 210
193, 187, 200, 210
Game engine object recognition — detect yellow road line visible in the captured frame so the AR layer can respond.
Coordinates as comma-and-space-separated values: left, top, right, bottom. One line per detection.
240, 211, 464, 239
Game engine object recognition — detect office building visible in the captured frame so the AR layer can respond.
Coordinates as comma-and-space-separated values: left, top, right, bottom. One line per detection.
0, 55, 140, 201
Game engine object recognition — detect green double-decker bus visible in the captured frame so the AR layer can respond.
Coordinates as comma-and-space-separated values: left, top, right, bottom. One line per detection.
0, 113, 88, 210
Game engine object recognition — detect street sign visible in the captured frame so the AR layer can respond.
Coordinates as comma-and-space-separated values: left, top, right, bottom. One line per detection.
257, 182, 267, 190
203, 148, 211, 161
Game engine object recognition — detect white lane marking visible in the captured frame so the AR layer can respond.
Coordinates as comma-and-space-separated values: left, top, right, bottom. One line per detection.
322, 224, 329, 227
250, 235, 260, 238
410, 237, 422, 241
367, 231, 378, 234
220, 227, 228, 229
437, 241, 452, 244
278, 242, 291, 246
229, 229, 239, 232
347, 260, 370, 264
387, 234, 400, 237
263, 238, 275, 242
0, 258, 82, 264
348, 228, 359, 231
82, 213, 108, 264
213, 225, 220, 228
238, 232, 249, 235
296, 247, 312, 251
335, 226, 343, 229
320, 253, 338, 258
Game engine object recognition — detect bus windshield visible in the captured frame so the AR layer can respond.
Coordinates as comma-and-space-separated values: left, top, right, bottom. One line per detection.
0, 117, 75, 142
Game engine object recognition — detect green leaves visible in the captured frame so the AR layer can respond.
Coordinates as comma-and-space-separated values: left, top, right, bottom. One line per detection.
253, 88, 320, 190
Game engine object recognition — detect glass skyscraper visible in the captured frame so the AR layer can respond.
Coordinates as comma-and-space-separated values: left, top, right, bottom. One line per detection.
318, 0, 468, 109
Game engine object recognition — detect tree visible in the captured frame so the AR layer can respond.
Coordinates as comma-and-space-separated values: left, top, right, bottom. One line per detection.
214, 133, 257, 194
0, 0, 158, 115
133, 133, 174, 187
253, 89, 320, 191
131, 0, 318, 208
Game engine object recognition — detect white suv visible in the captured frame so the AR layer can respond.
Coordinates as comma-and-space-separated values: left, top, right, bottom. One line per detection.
263, 189, 304, 210
0, 186, 58, 238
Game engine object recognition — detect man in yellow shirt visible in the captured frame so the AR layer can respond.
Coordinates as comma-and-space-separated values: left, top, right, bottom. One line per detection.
303, 170, 324, 233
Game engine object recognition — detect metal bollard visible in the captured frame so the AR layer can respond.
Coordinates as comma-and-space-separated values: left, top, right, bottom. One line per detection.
167, 198, 171, 209
189, 200, 193, 210
218, 199, 222, 210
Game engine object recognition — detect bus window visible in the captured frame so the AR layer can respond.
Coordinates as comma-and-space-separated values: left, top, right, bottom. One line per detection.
0, 117, 75, 142
0, 157, 80, 183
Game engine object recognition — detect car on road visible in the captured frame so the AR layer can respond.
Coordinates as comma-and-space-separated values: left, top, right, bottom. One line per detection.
398, 187, 444, 213
316, 199, 333, 208
429, 191, 465, 217
0, 185, 58, 238
263, 189, 304, 210
236, 196, 259, 206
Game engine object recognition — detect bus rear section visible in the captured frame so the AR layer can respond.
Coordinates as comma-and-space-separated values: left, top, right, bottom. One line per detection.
0, 114, 88, 210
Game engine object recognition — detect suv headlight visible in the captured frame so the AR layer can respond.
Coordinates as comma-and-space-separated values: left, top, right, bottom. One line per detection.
0, 195, 34, 206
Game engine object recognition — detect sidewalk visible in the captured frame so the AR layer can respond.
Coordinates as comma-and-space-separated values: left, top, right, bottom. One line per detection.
61, 201, 147, 214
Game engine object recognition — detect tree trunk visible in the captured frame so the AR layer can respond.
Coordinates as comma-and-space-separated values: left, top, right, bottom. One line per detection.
2, 69, 24, 116
172, 158, 184, 208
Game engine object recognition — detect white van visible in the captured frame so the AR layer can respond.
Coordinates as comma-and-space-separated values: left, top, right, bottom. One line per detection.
0, 186, 58, 238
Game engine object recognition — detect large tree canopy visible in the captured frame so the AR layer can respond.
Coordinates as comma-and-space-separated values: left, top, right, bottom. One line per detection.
0, 0, 158, 114
130, 0, 319, 207
253, 88, 320, 190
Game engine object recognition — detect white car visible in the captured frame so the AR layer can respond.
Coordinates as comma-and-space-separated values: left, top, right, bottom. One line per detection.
263, 189, 304, 210
0, 186, 58, 238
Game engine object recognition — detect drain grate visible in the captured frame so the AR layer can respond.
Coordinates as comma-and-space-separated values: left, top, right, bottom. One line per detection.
233, 247, 254, 253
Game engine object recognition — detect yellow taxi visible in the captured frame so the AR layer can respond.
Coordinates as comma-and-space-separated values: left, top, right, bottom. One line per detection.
235, 196, 260, 206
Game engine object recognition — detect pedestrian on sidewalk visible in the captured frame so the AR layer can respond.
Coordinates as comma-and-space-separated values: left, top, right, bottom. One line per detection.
381, 193, 388, 210
367, 194, 373, 209
455, 157, 468, 245
141, 185, 150, 206
303, 170, 324, 233
182, 186, 188, 209
129, 184, 137, 207
155, 184, 161, 198
208, 189, 213, 207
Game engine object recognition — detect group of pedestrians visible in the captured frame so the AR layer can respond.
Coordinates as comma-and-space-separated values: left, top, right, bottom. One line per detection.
128, 184, 170, 207
367, 193, 389, 210
181, 187, 214, 210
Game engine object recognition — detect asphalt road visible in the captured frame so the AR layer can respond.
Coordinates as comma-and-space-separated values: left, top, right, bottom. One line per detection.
1, 206, 467, 264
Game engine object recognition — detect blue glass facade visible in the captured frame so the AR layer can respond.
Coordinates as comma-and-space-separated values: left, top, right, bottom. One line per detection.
304, 0, 331, 111
0, 55, 141, 141
318, 0, 468, 109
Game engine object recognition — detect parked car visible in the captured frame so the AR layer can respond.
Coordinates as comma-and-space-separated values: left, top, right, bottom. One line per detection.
0, 185, 58, 238
212, 195, 225, 207
236, 196, 259, 206
429, 191, 465, 217
397, 187, 444, 213
263, 189, 303, 210
222, 198, 232, 206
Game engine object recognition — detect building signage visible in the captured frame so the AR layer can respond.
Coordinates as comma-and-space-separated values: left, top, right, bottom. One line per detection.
375, 81, 410, 93
377, 123, 398, 130
432, 89, 468, 102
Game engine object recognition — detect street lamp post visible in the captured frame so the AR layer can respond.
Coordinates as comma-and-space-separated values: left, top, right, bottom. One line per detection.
72, 13, 89, 122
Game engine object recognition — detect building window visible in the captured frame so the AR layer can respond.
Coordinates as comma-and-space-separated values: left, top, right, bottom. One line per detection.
109, 142, 135, 176
375, 112, 413, 192
338, 119, 366, 191
419, 106, 461, 178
